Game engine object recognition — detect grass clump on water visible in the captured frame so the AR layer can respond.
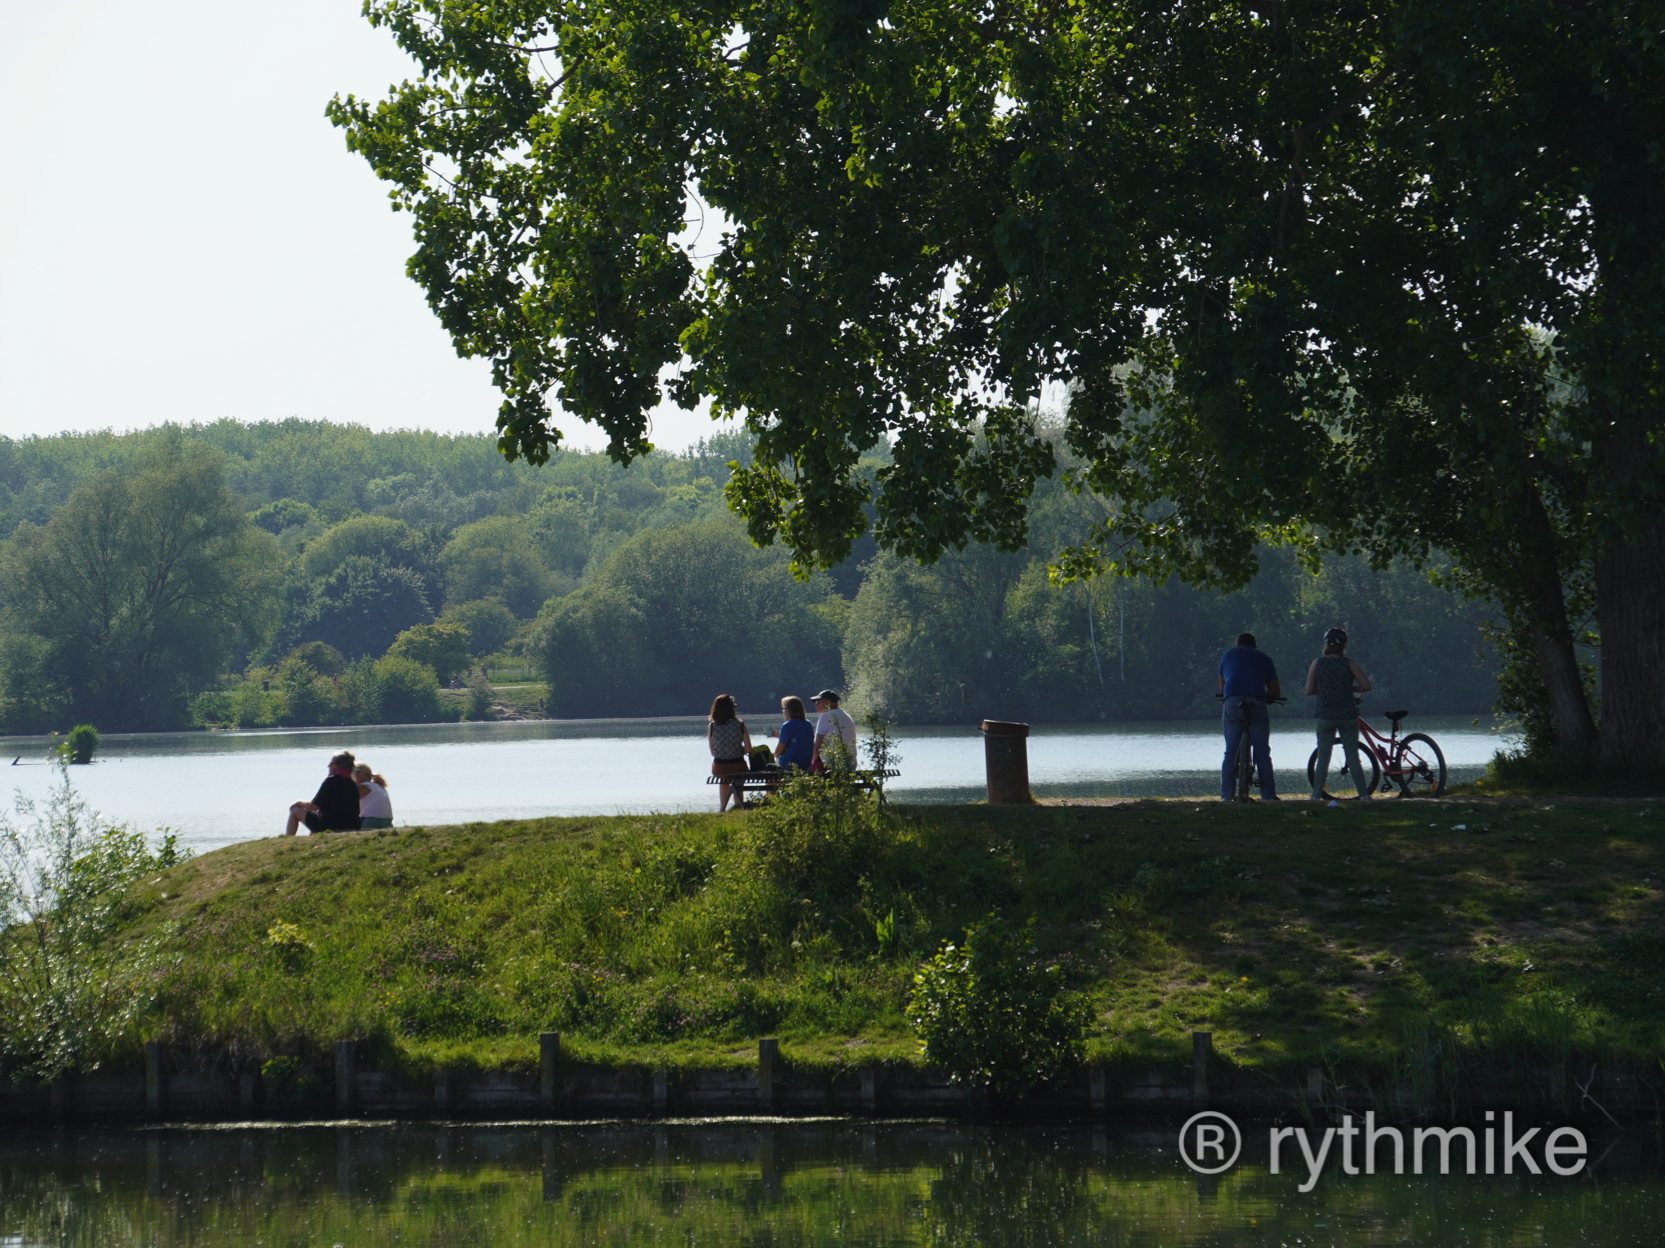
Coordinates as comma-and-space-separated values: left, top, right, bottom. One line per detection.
11, 776, 1665, 1110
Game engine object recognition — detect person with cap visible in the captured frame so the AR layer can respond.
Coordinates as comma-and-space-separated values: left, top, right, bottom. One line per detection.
1303, 626, 1374, 801
811, 688, 857, 771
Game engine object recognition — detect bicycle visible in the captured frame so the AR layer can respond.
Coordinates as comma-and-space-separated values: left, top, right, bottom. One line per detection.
1221, 694, 1286, 802
1306, 699, 1447, 798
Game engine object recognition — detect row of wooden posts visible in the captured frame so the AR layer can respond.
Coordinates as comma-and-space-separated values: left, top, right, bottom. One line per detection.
134, 1032, 1227, 1117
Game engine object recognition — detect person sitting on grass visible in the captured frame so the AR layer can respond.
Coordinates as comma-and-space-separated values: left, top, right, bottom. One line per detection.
769, 696, 814, 772
707, 694, 753, 812
284, 750, 363, 836
811, 688, 857, 772
353, 762, 394, 829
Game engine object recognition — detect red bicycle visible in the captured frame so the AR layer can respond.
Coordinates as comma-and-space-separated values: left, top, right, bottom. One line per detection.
1307, 700, 1447, 798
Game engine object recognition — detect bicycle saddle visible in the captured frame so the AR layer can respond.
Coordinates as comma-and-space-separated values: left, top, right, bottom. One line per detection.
1384, 710, 1408, 723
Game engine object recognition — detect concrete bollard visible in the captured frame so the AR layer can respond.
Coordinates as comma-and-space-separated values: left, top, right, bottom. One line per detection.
758, 1038, 778, 1111
980, 721, 1032, 804
145, 1041, 165, 1115
540, 1032, 561, 1110
1191, 1031, 1211, 1110
335, 1040, 355, 1114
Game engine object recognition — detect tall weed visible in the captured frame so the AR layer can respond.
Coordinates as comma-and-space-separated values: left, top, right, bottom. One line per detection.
0, 767, 187, 1083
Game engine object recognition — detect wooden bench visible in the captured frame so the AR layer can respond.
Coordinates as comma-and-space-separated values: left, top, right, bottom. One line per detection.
705, 767, 900, 807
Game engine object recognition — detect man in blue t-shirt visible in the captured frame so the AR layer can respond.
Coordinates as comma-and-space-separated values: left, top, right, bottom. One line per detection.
1218, 633, 1282, 801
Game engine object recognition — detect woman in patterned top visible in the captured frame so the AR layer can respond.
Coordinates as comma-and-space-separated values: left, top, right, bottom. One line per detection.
707, 693, 754, 812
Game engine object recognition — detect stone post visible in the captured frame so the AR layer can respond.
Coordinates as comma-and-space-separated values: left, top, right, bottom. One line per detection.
980, 721, 1032, 804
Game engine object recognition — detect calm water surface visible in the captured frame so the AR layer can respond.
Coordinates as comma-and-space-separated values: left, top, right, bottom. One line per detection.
0, 1121, 1651, 1246
0, 715, 1514, 856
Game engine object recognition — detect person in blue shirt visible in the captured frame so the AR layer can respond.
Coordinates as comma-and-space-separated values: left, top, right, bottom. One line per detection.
769, 696, 816, 772
1218, 632, 1282, 801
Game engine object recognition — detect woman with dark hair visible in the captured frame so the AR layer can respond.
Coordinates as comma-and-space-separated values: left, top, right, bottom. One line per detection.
284, 750, 363, 835
769, 696, 814, 772
707, 694, 753, 811
1304, 627, 1374, 801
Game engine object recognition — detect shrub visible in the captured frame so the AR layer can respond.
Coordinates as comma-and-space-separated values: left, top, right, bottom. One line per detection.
907, 913, 1090, 1103
465, 671, 494, 721
387, 622, 471, 684
372, 655, 450, 724
0, 767, 189, 1082
274, 656, 344, 726
64, 724, 99, 765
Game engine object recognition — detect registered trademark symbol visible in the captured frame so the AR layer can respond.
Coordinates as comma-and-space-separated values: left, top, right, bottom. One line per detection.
1179, 1110, 1243, 1175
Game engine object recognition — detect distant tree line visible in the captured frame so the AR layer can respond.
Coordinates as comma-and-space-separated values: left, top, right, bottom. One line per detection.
0, 421, 1498, 733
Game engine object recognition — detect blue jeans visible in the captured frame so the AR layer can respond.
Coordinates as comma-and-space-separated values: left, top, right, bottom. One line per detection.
1221, 697, 1276, 799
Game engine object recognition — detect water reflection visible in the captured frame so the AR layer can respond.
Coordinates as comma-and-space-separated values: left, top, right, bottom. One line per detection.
0, 1121, 1651, 1246
0, 715, 1514, 856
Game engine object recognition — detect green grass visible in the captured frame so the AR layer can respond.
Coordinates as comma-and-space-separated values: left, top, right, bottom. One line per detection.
102, 790, 1665, 1104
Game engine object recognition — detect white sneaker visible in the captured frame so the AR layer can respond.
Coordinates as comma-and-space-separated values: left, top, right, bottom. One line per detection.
1359, 794, 1373, 802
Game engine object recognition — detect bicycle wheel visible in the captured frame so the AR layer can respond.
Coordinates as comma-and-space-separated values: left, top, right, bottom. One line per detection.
1393, 733, 1447, 796
1235, 727, 1253, 802
1306, 743, 1382, 797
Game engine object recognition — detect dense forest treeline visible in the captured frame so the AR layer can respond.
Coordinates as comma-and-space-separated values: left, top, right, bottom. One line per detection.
0, 421, 1497, 733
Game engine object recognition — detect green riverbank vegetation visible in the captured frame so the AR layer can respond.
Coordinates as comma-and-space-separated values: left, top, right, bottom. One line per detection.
0, 420, 1500, 737
5, 770, 1660, 1112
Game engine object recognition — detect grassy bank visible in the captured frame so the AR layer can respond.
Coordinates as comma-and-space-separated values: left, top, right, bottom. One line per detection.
52, 789, 1665, 1105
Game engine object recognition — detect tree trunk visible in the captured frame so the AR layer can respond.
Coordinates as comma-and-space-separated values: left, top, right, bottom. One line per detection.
1510, 482, 1597, 754
1594, 515, 1665, 767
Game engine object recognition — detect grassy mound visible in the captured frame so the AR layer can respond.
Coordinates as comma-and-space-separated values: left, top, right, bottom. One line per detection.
68, 787, 1665, 1099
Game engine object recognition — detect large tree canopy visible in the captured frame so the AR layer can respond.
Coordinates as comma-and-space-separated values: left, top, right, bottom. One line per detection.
0, 437, 281, 731
332, 1, 1664, 762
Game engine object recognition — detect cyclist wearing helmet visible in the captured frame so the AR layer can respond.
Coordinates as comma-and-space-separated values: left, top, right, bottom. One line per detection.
1218, 632, 1282, 801
1304, 627, 1374, 801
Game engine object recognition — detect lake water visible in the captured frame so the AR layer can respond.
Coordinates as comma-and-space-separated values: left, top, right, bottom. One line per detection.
0, 714, 1514, 856
0, 1120, 1652, 1246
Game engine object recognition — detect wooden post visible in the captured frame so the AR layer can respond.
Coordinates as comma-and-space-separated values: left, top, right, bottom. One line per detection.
145, 1041, 164, 1115
335, 1041, 355, 1114
1191, 1032, 1211, 1111
861, 1067, 877, 1116
653, 1068, 668, 1114
540, 1032, 560, 1110
1089, 1067, 1107, 1113
758, 1038, 778, 1111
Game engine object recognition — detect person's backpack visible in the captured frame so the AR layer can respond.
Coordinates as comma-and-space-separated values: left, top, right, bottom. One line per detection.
749, 745, 775, 771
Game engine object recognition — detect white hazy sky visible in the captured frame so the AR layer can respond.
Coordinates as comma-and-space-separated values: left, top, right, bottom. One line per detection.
0, 0, 727, 452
